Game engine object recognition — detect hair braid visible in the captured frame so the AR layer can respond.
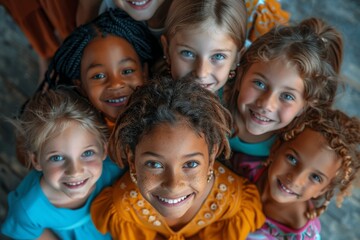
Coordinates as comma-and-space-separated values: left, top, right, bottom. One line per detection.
42, 9, 161, 90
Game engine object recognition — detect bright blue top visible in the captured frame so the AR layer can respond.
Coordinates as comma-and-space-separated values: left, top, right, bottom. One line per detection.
1, 157, 125, 240
229, 135, 277, 157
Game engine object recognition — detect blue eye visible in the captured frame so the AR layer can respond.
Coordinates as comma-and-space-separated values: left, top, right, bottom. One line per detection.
184, 161, 199, 168
211, 53, 226, 61
92, 73, 106, 79
281, 93, 295, 101
311, 174, 322, 183
49, 155, 64, 162
82, 150, 94, 158
180, 50, 195, 58
145, 161, 163, 169
253, 80, 266, 90
286, 154, 297, 166
123, 69, 135, 75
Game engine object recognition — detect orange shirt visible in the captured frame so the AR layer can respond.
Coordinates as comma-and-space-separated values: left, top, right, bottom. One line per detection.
246, 0, 290, 42
91, 161, 265, 240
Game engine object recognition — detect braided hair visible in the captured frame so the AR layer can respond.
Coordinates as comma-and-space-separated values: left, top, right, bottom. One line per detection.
108, 74, 232, 168
277, 108, 360, 219
43, 9, 161, 89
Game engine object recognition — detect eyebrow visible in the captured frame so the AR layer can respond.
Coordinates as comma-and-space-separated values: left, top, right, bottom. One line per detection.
86, 57, 137, 71
289, 147, 329, 180
253, 72, 302, 93
141, 151, 205, 159
176, 43, 233, 53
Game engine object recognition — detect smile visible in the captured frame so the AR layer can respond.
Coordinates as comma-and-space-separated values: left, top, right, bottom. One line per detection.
106, 97, 127, 103
156, 193, 193, 205
127, 0, 149, 7
63, 179, 88, 188
277, 179, 300, 197
250, 110, 272, 123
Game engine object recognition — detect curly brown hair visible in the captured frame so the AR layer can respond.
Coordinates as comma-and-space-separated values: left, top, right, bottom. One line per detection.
226, 17, 343, 124
108, 74, 232, 168
277, 108, 360, 219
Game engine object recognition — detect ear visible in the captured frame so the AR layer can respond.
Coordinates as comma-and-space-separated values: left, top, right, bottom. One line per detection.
30, 153, 42, 171
102, 143, 108, 161
125, 145, 136, 172
232, 47, 245, 69
209, 144, 219, 170
160, 35, 170, 65
142, 62, 149, 82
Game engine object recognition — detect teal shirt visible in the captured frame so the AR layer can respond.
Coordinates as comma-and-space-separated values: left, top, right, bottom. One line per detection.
229, 135, 277, 157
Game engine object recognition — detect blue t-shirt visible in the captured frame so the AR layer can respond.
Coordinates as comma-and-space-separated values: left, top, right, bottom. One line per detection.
229, 135, 277, 157
1, 157, 125, 240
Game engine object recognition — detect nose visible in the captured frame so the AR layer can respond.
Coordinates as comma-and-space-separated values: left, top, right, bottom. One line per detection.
162, 169, 185, 191
65, 160, 84, 176
194, 59, 210, 79
256, 91, 278, 112
287, 171, 306, 188
108, 73, 125, 90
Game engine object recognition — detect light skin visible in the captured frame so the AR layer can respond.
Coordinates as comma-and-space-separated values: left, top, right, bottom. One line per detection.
113, 0, 165, 22
78, 35, 147, 123
161, 22, 240, 93
260, 128, 341, 228
236, 58, 306, 143
31, 121, 107, 210
126, 122, 217, 230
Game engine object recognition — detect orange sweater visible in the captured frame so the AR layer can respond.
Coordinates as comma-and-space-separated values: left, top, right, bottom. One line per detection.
91, 161, 265, 240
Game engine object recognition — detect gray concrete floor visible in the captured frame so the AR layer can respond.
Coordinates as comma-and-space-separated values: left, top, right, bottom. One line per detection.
0, 1, 359, 239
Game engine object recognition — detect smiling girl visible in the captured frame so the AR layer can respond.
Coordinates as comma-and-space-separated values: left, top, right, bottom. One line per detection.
91, 75, 265, 239
42, 9, 160, 129
226, 18, 343, 177
1, 88, 124, 239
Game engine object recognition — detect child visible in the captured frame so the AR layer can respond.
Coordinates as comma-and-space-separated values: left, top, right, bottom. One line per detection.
226, 17, 343, 177
1, 88, 125, 239
160, 0, 290, 94
91, 75, 265, 239
42, 8, 161, 129
97, 0, 173, 39
247, 108, 360, 239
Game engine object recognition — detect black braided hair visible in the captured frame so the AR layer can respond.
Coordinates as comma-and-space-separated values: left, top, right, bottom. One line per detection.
43, 9, 161, 89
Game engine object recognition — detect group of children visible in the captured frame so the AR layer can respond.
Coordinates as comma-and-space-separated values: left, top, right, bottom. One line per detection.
1, 0, 360, 239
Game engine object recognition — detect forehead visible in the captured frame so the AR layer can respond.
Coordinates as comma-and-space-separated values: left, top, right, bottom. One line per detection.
135, 122, 209, 157
81, 35, 140, 61
172, 23, 237, 48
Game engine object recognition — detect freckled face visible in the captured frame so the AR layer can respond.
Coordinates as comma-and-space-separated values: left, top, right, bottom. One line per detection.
129, 122, 215, 223
80, 35, 145, 122
236, 59, 306, 141
267, 129, 341, 204
163, 24, 240, 93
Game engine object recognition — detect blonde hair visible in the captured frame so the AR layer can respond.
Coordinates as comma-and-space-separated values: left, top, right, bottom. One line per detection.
164, 0, 247, 49
227, 17, 343, 118
276, 109, 360, 219
13, 87, 109, 167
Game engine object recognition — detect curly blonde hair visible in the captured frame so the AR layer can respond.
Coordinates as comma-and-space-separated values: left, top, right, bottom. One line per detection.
277, 108, 360, 219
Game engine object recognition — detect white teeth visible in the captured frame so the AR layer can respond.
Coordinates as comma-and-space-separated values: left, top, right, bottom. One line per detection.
131, 1, 147, 6
252, 111, 271, 122
107, 97, 126, 103
158, 195, 188, 204
66, 180, 85, 186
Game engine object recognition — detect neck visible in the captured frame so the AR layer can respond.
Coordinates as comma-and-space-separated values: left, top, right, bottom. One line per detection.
147, 0, 173, 29
234, 112, 274, 143
258, 171, 309, 229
